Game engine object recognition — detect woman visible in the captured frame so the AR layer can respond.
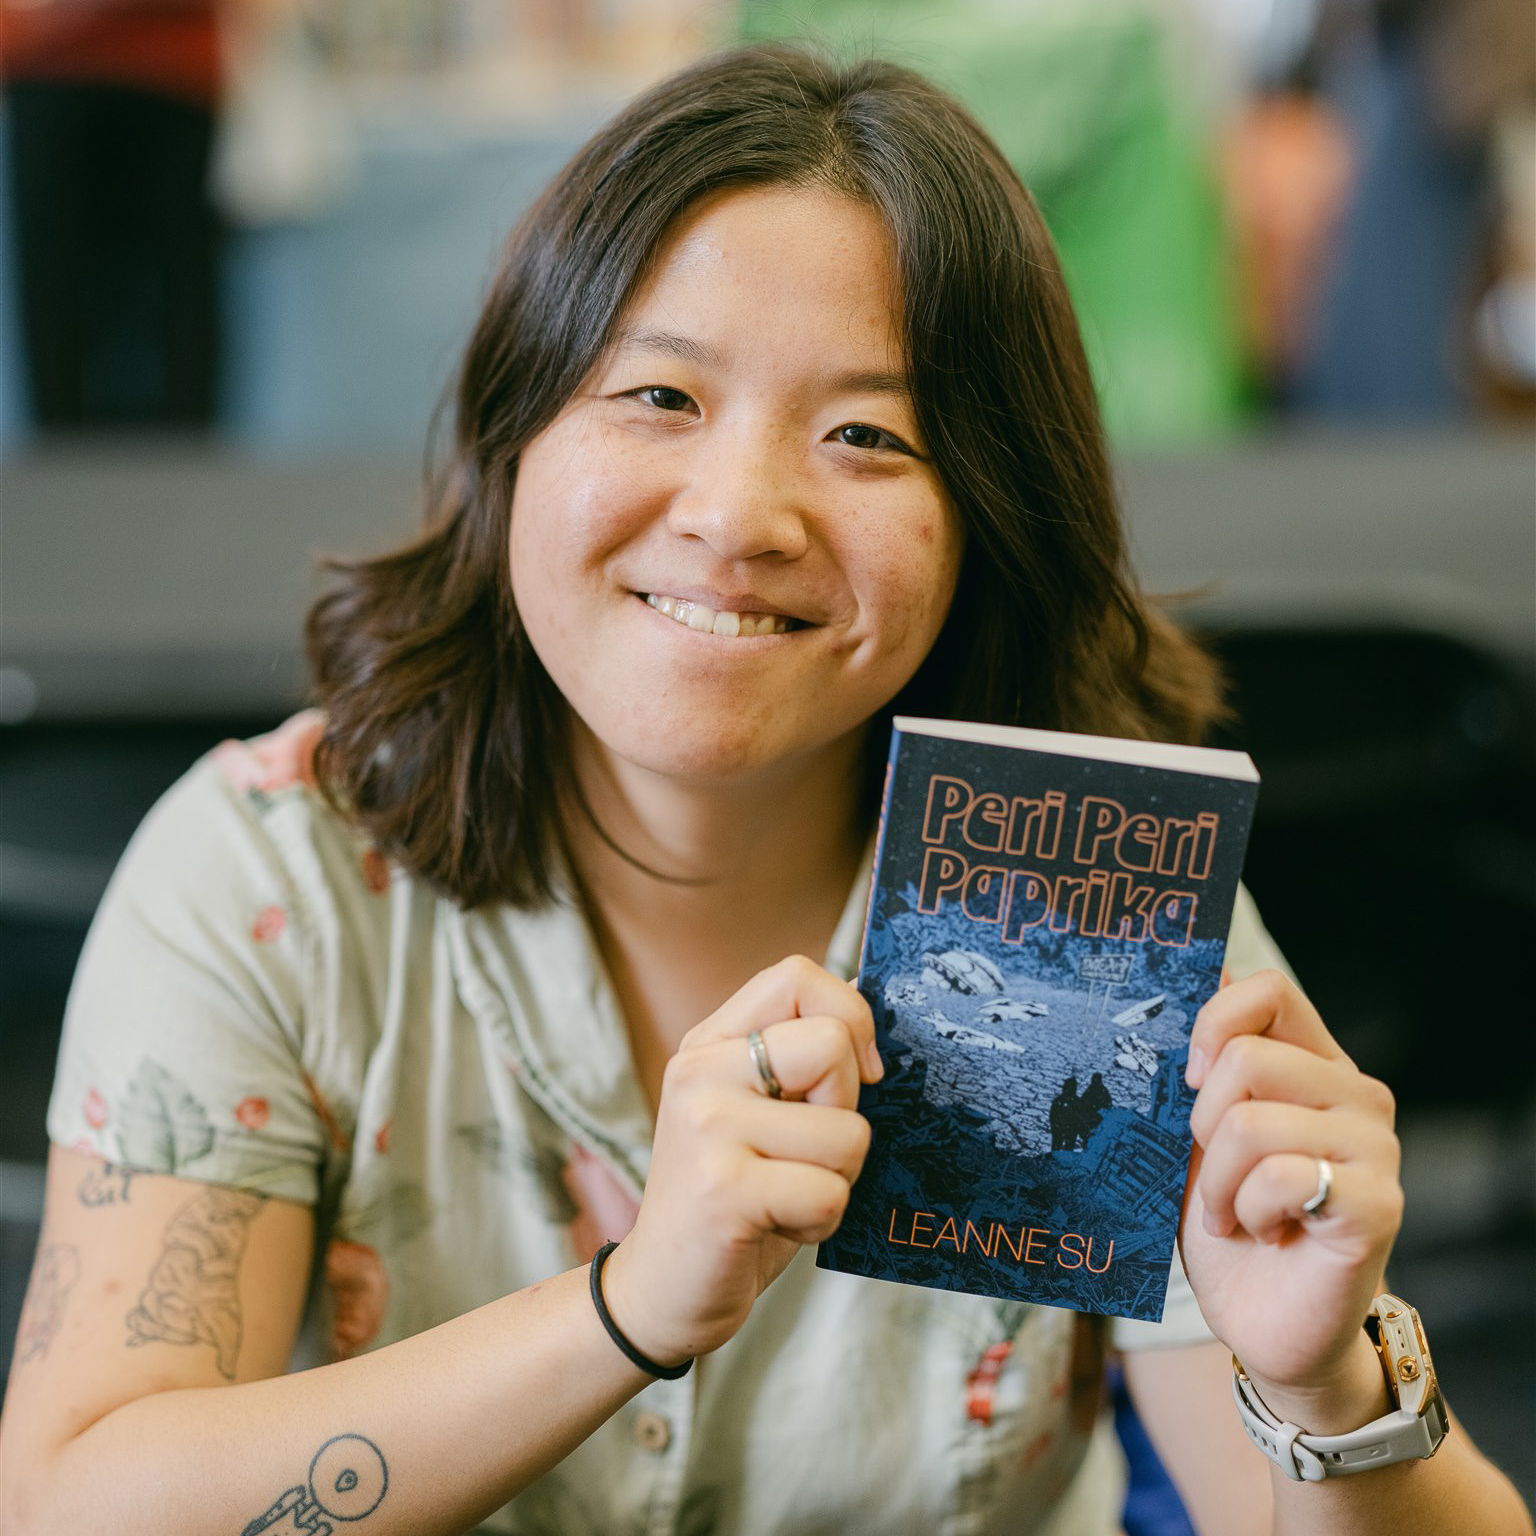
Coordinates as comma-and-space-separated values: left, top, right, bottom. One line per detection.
1, 44, 1528, 1536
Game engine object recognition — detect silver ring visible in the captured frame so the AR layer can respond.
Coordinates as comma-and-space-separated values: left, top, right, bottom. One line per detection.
1301, 1157, 1333, 1219
747, 1029, 783, 1099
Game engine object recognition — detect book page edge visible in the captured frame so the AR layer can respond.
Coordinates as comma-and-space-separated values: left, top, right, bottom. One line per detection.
892, 716, 1258, 781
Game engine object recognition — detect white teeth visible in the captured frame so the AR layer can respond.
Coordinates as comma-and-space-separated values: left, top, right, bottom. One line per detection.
644, 593, 792, 638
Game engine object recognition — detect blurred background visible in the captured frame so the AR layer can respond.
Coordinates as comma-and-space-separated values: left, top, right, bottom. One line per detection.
1, 0, 1532, 1512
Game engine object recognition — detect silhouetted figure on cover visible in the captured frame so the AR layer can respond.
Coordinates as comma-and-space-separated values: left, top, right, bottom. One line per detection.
1049, 1076, 1080, 1151
1079, 1072, 1112, 1142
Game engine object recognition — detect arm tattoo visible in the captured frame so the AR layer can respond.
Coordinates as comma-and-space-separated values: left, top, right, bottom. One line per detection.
77, 1161, 138, 1207
13, 1243, 81, 1365
125, 1186, 266, 1379
242, 1434, 389, 1533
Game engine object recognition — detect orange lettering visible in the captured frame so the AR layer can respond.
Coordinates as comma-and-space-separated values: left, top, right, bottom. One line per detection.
921, 775, 972, 844
993, 1223, 1024, 1262
917, 847, 968, 914
962, 1219, 995, 1257
1056, 1232, 1085, 1269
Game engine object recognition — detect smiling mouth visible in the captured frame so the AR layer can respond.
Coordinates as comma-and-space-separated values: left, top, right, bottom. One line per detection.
643, 592, 799, 637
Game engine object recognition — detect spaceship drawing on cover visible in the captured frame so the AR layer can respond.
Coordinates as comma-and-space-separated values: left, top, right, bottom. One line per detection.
920, 948, 1004, 996
922, 1013, 1029, 1053
1111, 994, 1166, 1028
976, 998, 1050, 1024
886, 953, 1045, 1056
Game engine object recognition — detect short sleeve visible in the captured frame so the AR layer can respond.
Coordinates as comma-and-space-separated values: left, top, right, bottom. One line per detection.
1110, 882, 1292, 1352
47, 756, 326, 1204
1223, 881, 1296, 985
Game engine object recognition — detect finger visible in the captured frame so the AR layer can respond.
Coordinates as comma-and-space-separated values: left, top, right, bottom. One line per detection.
1232, 1153, 1404, 1246
738, 1016, 861, 1110
731, 1097, 872, 1184
1187, 969, 1347, 1090
1198, 1100, 1397, 1236
1190, 1034, 1395, 1149
744, 1158, 853, 1245
689, 956, 881, 1082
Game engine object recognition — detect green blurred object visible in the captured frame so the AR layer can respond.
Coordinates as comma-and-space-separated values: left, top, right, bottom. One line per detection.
741, 0, 1251, 445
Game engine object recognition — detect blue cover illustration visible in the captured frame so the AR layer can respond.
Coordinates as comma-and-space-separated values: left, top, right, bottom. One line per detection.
817, 722, 1259, 1322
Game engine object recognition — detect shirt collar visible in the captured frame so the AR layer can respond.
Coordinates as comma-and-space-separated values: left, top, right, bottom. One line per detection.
446, 837, 876, 1194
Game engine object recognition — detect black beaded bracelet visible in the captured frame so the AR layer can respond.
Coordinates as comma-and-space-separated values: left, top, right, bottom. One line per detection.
589, 1240, 693, 1380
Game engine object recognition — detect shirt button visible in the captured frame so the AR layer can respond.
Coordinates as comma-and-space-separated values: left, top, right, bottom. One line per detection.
632, 1411, 671, 1453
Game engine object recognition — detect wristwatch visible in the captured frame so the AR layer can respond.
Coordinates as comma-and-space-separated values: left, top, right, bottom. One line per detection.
1231, 1292, 1450, 1482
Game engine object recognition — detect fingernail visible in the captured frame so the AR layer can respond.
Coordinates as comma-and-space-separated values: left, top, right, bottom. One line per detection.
865, 1043, 885, 1080
1202, 1207, 1225, 1237
1185, 1047, 1207, 1088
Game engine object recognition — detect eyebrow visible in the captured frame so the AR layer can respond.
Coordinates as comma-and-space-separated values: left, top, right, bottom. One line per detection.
613, 325, 913, 401
616, 326, 726, 368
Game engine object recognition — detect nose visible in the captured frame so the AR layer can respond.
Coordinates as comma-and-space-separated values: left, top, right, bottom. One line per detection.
664, 435, 810, 563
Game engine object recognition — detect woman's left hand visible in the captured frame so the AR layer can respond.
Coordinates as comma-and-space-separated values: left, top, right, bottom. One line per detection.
1179, 969, 1404, 1412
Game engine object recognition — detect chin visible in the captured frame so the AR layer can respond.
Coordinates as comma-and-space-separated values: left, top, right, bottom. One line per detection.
586, 712, 861, 789
609, 732, 794, 785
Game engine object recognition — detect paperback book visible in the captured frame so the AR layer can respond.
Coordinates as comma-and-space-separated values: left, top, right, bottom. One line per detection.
817, 717, 1260, 1322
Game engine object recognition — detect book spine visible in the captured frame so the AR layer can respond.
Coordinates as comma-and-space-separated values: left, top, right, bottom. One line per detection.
853, 726, 904, 980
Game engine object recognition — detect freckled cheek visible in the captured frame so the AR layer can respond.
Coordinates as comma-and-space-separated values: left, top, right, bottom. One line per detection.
895, 539, 963, 628
857, 562, 941, 653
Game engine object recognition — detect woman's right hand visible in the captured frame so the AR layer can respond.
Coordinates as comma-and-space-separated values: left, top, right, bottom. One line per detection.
600, 955, 882, 1368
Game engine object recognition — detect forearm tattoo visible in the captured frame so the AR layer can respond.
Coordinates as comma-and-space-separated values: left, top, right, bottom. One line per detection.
242, 1434, 390, 1534
13, 1243, 81, 1366
77, 1161, 138, 1207
125, 1187, 266, 1379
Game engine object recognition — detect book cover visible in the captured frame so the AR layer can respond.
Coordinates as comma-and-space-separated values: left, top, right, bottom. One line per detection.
817, 717, 1259, 1322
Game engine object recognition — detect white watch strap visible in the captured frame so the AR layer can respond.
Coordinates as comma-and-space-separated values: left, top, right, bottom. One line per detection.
1231, 1363, 1449, 1482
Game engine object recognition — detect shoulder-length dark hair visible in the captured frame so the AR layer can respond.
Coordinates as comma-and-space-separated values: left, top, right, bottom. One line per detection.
306, 42, 1224, 909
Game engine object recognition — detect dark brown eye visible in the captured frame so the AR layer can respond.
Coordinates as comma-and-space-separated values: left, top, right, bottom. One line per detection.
835, 423, 905, 453
640, 386, 693, 412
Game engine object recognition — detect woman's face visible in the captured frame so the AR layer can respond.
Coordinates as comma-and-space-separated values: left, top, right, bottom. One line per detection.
509, 183, 964, 787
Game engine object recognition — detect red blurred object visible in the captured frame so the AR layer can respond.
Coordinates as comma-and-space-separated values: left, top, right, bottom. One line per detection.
1, 1, 224, 108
